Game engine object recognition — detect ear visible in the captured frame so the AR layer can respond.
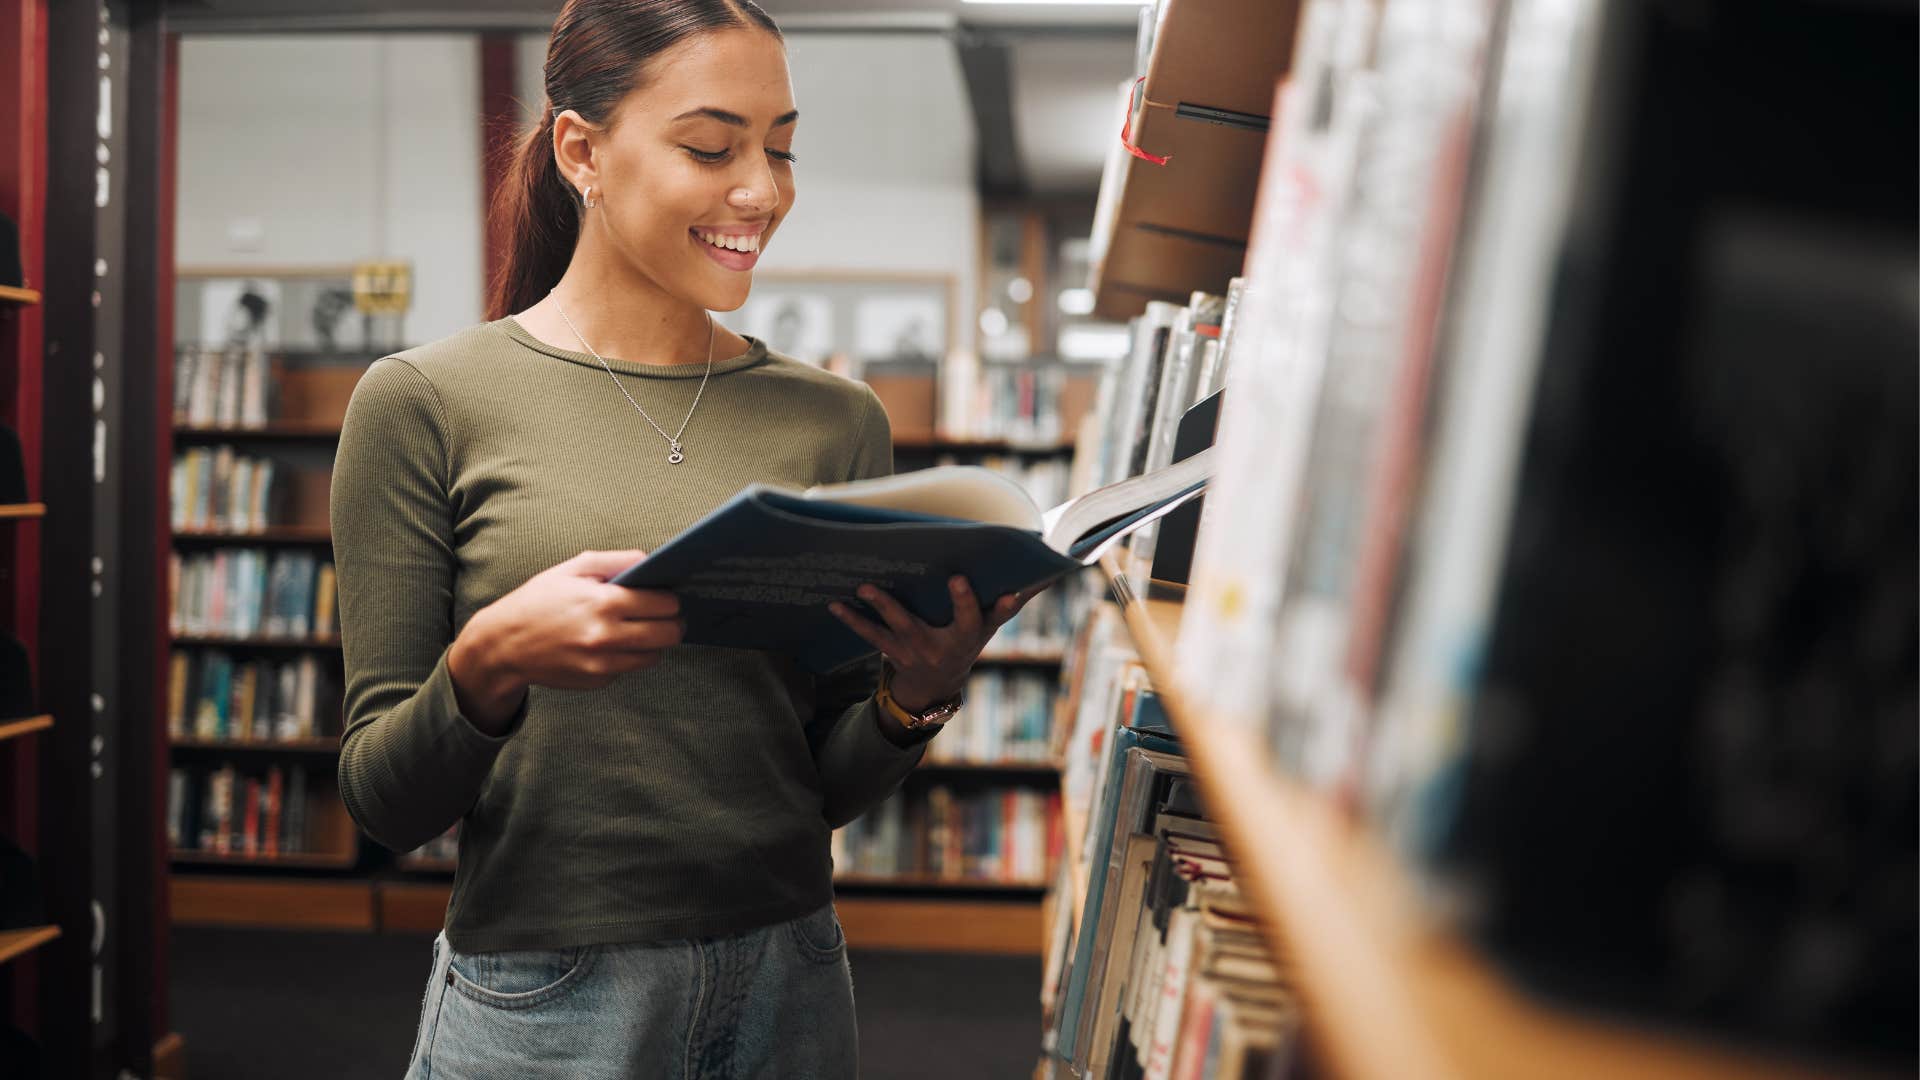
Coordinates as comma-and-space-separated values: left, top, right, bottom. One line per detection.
552, 108, 601, 200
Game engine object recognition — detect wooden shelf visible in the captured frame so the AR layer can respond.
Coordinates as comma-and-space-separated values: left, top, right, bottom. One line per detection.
170, 848, 356, 870
0, 714, 53, 745
976, 650, 1066, 667
396, 855, 456, 874
893, 436, 1076, 456
0, 924, 60, 966
1099, 558, 1820, 1080
172, 875, 374, 931
174, 421, 342, 443
172, 524, 332, 545
169, 736, 336, 755
833, 873, 1050, 892
0, 284, 41, 306
0, 502, 46, 520
171, 633, 340, 651
837, 894, 1043, 956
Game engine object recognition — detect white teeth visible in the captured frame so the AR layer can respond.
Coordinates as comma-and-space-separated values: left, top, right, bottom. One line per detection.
696, 230, 761, 254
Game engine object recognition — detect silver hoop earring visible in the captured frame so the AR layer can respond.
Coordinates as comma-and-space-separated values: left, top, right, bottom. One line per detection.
582, 184, 596, 209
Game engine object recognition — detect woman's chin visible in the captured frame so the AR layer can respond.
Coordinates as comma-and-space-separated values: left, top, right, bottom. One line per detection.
695, 275, 754, 313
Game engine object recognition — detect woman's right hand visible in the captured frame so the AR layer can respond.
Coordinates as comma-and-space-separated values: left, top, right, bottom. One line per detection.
448, 549, 683, 734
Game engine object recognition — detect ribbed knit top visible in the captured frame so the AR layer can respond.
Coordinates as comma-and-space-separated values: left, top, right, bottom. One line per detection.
330, 318, 925, 952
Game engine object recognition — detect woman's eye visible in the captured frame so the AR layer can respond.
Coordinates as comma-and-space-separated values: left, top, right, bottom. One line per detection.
767, 149, 798, 165
684, 146, 730, 164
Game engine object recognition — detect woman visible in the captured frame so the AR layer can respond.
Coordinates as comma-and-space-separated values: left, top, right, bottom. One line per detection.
330, 2, 1029, 1075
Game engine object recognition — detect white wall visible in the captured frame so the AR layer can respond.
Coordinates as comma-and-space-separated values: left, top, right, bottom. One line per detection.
178, 31, 977, 352
177, 35, 485, 344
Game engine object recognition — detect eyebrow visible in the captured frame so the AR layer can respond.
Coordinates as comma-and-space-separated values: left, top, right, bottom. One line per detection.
671, 107, 799, 128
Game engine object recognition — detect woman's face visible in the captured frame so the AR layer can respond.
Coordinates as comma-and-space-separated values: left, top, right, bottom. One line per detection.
578, 28, 797, 314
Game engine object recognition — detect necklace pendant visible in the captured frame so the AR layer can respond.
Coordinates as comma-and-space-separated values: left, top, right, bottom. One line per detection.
668, 442, 685, 465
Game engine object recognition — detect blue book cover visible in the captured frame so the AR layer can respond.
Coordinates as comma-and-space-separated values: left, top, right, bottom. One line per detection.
1056, 723, 1183, 1061
613, 448, 1212, 673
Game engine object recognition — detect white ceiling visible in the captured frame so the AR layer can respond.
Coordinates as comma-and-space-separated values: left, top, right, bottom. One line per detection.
1008, 35, 1135, 193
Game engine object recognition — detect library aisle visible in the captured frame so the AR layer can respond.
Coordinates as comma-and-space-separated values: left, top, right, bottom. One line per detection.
3, 0, 1915, 1078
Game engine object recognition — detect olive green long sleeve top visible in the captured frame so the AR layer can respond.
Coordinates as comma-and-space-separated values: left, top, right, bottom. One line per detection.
331, 318, 926, 952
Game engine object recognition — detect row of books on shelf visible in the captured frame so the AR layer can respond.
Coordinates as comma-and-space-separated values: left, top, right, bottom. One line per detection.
1077, 0, 1914, 1062
937, 364, 1080, 446
831, 784, 1060, 885
171, 445, 273, 533
985, 582, 1075, 658
169, 548, 337, 639
166, 763, 316, 857
166, 650, 335, 743
1040, 602, 1297, 1080
174, 344, 271, 429
922, 669, 1056, 766
170, 445, 328, 534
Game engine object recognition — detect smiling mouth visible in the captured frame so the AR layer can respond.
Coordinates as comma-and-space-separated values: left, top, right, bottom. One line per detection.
693, 229, 762, 254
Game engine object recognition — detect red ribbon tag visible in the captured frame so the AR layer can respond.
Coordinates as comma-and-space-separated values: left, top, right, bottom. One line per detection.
1121, 76, 1172, 166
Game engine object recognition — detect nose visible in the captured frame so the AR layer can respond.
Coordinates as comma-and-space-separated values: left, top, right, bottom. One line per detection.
728, 158, 777, 214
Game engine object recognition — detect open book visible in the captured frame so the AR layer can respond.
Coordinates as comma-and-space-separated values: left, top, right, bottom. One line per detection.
613, 447, 1214, 672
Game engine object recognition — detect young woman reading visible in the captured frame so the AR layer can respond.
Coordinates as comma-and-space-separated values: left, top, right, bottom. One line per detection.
330, 2, 1032, 1074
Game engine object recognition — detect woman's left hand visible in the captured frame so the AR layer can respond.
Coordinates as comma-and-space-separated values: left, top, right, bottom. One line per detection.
829, 576, 1036, 713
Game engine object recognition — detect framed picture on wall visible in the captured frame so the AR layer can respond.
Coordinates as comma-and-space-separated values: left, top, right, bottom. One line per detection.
736, 292, 835, 364
719, 272, 953, 374
852, 293, 945, 365
175, 266, 407, 354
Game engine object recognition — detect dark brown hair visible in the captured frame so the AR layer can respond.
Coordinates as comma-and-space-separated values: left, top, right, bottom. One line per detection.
487, 0, 782, 320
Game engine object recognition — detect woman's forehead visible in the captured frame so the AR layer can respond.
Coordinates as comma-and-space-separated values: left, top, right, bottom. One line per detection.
628, 30, 795, 124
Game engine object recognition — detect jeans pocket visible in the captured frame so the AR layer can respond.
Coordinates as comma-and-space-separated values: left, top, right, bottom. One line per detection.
788, 903, 846, 964
446, 942, 598, 1009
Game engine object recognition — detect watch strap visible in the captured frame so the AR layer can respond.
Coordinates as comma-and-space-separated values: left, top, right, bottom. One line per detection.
877, 665, 962, 732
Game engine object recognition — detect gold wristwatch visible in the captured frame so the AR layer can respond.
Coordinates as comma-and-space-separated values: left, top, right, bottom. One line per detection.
877, 665, 964, 732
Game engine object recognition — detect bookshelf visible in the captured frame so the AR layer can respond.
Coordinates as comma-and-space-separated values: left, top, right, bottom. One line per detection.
0, 502, 44, 519
0, 285, 39, 306
893, 436, 1076, 457
170, 634, 340, 650
166, 344, 362, 905
1038, 0, 1918, 1072
1097, 559, 1820, 1080
170, 736, 336, 756
173, 524, 332, 545
173, 421, 342, 444
169, 850, 356, 871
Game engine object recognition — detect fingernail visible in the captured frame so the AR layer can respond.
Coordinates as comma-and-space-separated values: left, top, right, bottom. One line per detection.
951, 576, 968, 592
858, 586, 877, 600
829, 602, 846, 617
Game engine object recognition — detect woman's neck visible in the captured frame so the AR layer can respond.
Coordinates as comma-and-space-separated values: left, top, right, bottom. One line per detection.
512, 235, 741, 366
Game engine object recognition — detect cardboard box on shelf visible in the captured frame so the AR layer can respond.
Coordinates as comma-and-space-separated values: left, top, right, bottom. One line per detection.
865, 373, 938, 441
272, 363, 366, 428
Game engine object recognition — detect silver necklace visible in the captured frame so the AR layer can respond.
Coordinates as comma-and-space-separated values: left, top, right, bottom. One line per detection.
554, 299, 714, 465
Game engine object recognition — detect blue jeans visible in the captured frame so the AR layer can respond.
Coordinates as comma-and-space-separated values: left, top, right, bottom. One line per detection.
404, 903, 857, 1079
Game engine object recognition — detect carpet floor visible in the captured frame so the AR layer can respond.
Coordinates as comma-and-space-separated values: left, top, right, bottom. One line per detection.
169, 927, 1042, 1079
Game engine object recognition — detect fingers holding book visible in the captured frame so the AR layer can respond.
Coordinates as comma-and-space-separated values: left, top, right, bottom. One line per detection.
828, 576, 1046, 715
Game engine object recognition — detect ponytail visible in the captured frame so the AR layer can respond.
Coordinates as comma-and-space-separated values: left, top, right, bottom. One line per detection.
487, 104, 581, 320
485, 0, 784, 321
